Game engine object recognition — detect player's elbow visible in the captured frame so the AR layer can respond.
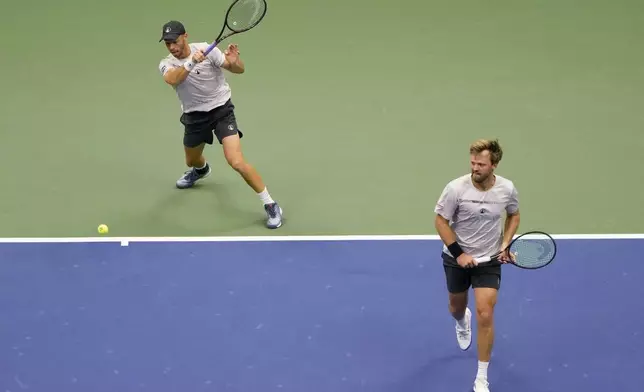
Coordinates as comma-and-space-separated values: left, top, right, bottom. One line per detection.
236, 61, 245, 73
223, 59, 245, 74
227, 64, 245, 74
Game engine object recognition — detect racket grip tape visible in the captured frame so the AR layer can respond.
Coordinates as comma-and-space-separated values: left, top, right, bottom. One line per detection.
473, 256, 492, 263
204, 41, 219, 56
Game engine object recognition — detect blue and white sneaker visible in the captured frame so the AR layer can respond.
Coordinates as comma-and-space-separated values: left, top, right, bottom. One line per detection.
176, 165, 211, 189
264, 202, 283, 229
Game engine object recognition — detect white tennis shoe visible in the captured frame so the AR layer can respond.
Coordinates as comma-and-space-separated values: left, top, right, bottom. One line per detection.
473, 378, 490, 392
456, 307, 472, 350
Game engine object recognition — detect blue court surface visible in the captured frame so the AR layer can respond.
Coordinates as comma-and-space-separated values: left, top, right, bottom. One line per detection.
0, 235, 642, 392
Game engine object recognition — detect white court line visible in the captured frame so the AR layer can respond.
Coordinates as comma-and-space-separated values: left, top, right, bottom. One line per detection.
0, 233, 643, 244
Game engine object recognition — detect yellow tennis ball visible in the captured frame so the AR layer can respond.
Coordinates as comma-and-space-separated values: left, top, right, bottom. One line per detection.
98, 224, 109, 234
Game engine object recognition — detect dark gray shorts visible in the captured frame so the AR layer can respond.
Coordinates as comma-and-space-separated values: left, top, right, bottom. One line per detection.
179, 99, 244, 147
442, 252, 501, 293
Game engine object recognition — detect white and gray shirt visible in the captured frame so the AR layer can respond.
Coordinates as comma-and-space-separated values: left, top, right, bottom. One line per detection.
158, 42, 231, 113
435, 174, 519, 259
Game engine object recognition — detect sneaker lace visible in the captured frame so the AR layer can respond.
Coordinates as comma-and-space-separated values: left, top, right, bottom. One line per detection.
475, 378, 489, 389
265, 203, 277, 218
456, 326, 469, 339
183, 169, 198, 181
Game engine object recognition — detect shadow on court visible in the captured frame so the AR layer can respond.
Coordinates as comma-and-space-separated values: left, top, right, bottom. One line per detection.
0, 238, 641, 391
104, 181, 266, 237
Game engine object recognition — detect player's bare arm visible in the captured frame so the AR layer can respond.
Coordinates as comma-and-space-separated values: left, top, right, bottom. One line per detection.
164, 50, 206, 86
163, 66, 190, 86
435, 214, 476, 268
500, 210, 521, 262
503, 210, 520, 243
435, 214, 457, 246
221, 44, 245, 74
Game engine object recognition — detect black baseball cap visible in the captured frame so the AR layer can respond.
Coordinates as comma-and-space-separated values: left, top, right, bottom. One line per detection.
159, 20, 186, 42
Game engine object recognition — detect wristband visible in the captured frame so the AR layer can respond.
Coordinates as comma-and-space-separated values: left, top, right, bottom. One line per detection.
447, 242, 464, 258
183, 60, 196, 71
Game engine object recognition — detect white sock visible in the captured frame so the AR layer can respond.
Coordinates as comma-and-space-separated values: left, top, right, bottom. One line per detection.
455, 312, 467, 329
258, 188, 274, 205
476, 361, 489, 381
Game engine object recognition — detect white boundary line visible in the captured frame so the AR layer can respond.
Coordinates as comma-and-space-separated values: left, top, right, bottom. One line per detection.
0, 233, 643, 244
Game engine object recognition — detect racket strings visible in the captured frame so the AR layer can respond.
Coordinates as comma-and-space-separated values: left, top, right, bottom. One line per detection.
510, 238, 556, 268
227, 0, 266, 32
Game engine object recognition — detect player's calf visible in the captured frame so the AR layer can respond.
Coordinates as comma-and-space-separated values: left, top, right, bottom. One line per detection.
475, 303, 494, 361
185, 155, 207, 168
473, 287, 497, 362
222, 135, 283, 229
183, 144, 206, 166
223, 148, 264, 191
449, 291, 468, 319
473, 287, 497, 391
444, 265, 473, 351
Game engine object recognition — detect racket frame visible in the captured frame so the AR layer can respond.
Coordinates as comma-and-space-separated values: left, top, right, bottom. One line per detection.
204, 0, 268, 56
474, 231, 557, 270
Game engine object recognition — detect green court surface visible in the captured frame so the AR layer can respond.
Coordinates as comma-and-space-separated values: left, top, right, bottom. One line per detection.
0, 0, 642, 238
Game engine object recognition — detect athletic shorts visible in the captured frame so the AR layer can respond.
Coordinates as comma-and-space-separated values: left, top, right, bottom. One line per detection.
442, 252, 501, 293
179, 99, 244, 147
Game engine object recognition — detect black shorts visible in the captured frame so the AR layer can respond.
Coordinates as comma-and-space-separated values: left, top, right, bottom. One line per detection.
179, 99, 244, 147
442, 252, 501, 293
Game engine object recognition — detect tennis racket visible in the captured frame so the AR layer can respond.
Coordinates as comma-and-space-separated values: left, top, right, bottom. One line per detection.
204, 0, 268, 56
474, 231, 557, 270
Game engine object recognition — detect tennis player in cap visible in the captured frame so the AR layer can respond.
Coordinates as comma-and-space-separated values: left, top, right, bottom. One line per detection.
157, 20, 283, 229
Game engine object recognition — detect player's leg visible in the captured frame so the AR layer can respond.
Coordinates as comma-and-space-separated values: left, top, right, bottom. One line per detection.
470, 265, 501, 392
183, 142, 207, 169
221, 134, 263, 191
442, 253, 473, 350
214, 101, 283, 229
221, 134, 282, 228
176, 111, 215, 189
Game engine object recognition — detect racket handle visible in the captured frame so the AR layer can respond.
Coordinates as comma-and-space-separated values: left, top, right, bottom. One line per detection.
204, 40, 219, 56
474, 256, 492, 264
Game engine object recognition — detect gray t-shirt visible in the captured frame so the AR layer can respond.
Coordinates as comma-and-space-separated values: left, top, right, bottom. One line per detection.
434, 174, 519, 260
158, 42, 231, 113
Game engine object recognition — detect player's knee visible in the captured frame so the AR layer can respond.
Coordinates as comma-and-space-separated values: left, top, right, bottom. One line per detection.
226, 155, 245, 172
476, 306, 494, 327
